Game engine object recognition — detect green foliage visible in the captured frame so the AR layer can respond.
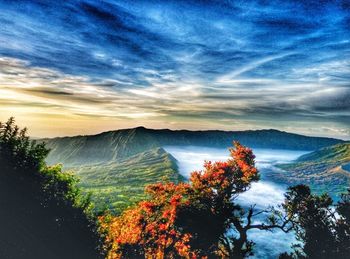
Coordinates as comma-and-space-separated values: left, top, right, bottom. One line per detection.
281, 185, 350, 259
0, 117, 102, 258
0, 117, 48, 171
0, 117, 94, 216
40, 164, 94, 215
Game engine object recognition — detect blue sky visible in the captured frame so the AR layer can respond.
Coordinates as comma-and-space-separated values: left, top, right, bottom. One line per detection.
0, 0, 349, 138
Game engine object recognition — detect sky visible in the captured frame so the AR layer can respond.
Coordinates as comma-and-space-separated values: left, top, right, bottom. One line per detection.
0, 0, 349, 139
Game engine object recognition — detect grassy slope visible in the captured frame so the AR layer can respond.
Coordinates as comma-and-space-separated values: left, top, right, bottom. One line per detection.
44, 127, 160, 166
274, 143, 350, 198
65, 147, 183, 213
296, 143, 350, 163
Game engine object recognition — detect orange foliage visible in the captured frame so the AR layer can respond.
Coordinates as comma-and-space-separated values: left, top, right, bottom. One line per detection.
99, 142, 259, 258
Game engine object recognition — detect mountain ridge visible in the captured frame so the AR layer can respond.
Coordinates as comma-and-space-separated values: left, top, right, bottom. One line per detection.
43, 127, 343, 167
42, 127, 345, 141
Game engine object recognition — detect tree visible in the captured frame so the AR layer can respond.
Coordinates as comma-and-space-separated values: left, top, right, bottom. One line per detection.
0, 117, 91, 213
99, 142, 292, 258
0, 117, 48, 171
280, 185, 350, 259
0, 117, 103, 258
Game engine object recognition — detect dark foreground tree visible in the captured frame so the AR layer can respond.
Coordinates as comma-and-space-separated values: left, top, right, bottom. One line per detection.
0, 118, 103, 259
280, 185, 350, 259
99, 142, 292, 258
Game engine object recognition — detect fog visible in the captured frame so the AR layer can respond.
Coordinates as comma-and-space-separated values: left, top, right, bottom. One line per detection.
164, 146, 308, 258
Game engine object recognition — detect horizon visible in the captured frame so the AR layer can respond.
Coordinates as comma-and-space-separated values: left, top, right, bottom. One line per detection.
1, 1, 349, 139
34, 124, 348, 141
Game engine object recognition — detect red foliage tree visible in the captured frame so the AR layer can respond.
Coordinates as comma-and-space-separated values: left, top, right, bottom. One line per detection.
99, 142, 289, 258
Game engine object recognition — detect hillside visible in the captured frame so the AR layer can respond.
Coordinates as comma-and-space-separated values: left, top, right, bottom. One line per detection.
70, 147, 183, 213
296, 143, 350, 164
44, 127, 343, 167
272, 143, 350, 198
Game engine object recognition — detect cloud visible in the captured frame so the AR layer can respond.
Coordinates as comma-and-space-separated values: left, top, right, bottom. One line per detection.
0, 1, 349, 139
217, 52, 296, 82
1, 54, 349, 139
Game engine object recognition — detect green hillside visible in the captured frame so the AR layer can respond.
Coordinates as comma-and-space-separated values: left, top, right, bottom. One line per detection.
70, 147, 184, 213
273, 143, 350, 198
44, 127, 160, 166
296, 143, 350, 164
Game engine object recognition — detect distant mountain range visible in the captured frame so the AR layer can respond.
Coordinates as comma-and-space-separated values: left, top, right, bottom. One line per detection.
274, 143, 350, 198
43, 127, 343, 166
42, 127, 345, 212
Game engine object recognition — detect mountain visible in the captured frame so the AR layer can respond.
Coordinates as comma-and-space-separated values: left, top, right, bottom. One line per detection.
42, 127, 343, 212
43, 127, 343, 167
272, 143, 350, 198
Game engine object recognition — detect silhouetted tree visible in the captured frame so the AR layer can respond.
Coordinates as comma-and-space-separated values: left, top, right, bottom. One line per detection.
0, 117, 48, 171
280, 185, 350, 259
0, 118, 103, 258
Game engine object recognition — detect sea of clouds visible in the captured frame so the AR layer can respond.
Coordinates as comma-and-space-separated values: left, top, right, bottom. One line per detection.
164, 146, 308, 258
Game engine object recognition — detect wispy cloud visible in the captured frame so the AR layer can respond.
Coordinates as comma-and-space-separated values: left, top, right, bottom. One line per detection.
217, 52, 296, 83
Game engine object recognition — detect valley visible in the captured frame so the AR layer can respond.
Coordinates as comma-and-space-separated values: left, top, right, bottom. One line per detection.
165, 146, 306, 258
3, 121, 349, 258
43, 127, 347, 214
